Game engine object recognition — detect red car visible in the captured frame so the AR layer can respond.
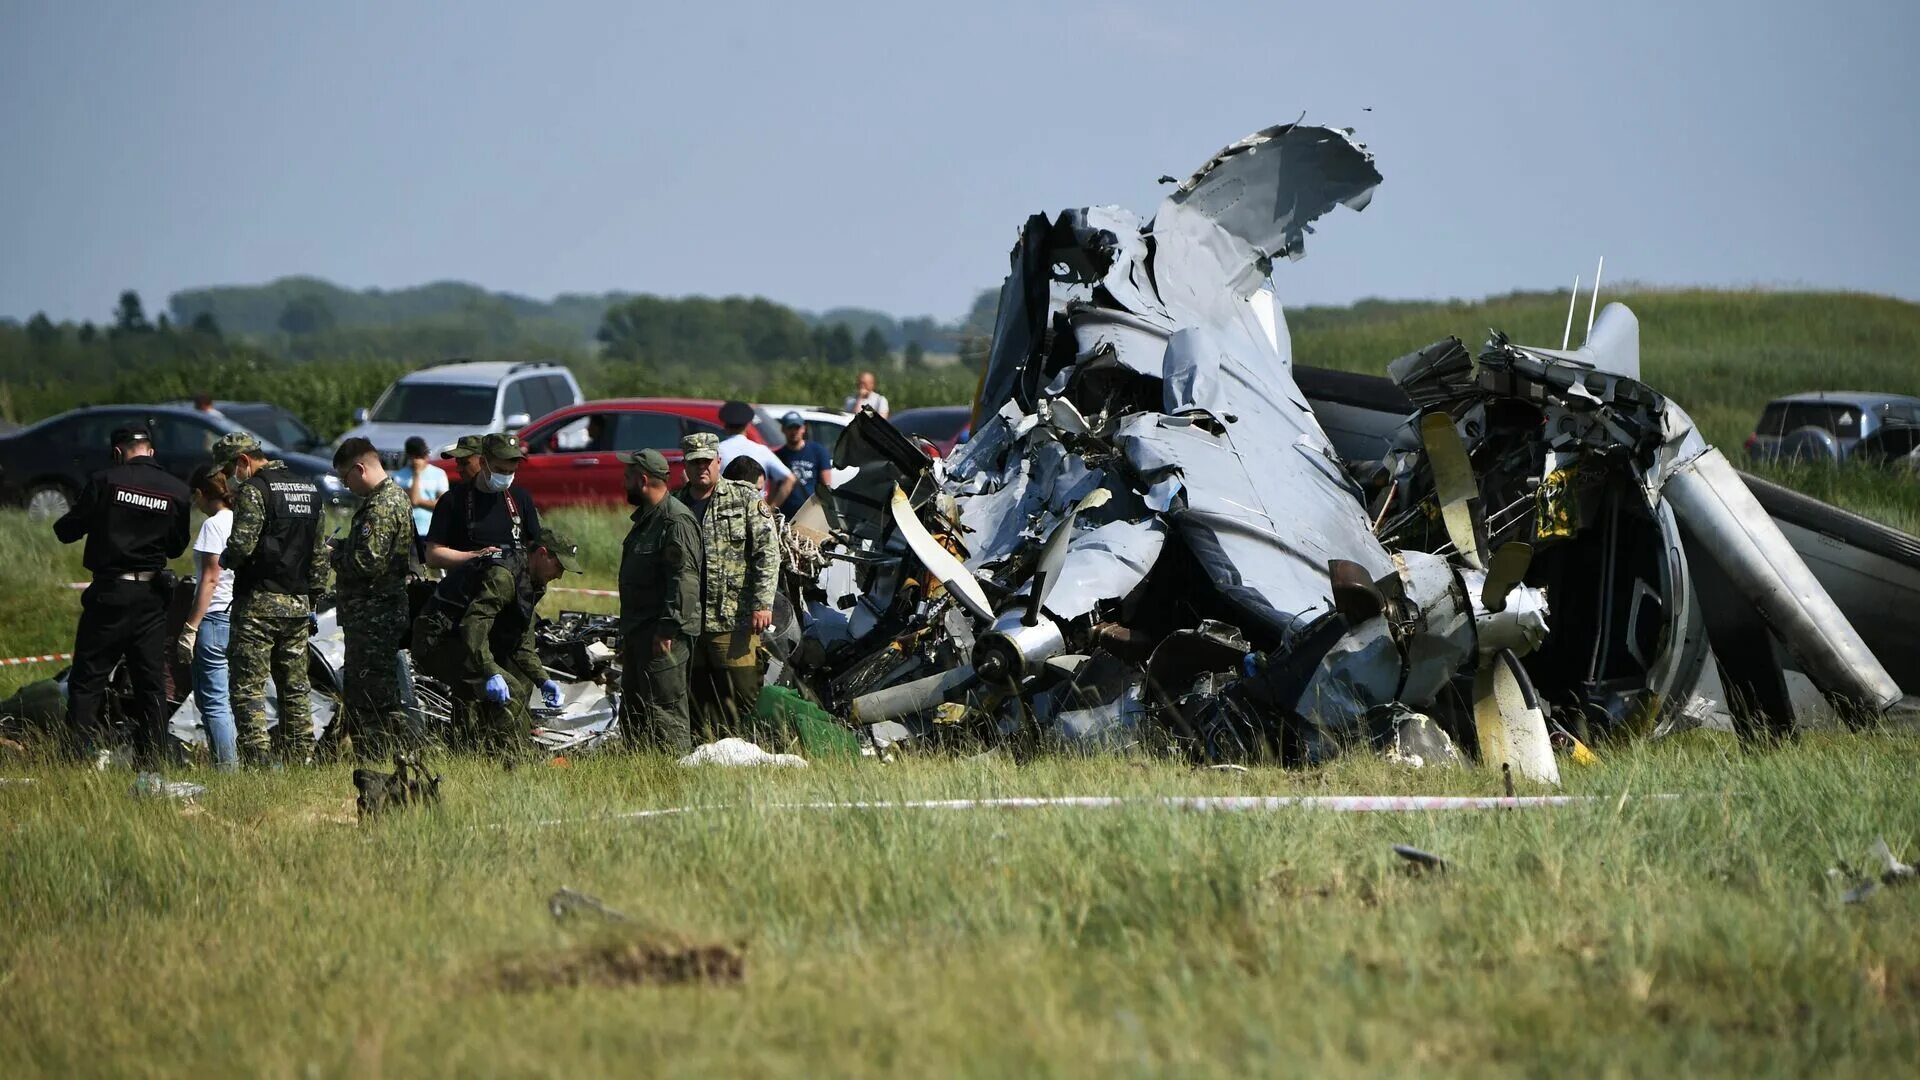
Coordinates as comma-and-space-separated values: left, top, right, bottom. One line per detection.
437, 399, 781, 508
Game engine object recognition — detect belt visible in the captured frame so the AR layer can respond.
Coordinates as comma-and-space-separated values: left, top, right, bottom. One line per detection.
103, 571, 160, 583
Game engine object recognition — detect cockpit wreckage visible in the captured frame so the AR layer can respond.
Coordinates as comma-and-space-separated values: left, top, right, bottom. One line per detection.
779, 121, 1915, 782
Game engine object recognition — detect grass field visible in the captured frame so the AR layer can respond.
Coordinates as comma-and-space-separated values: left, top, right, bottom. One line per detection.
2, 288, 1917, 1074
3, 734, 1918, 1075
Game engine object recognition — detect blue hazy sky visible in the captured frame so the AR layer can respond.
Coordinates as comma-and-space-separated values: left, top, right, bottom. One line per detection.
2, 0, 1915, 325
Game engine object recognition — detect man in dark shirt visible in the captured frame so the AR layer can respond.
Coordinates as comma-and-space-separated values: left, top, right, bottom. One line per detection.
53, 424, 192, 763
773, 411, 833, 518
424, 432, 541, 570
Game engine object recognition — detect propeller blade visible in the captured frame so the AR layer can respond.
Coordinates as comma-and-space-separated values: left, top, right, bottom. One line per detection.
1026, 488, 1112, 625
1419, 411, 1486, 570
1471, 648, 1560, 786
1480, 541, 1533, 613
889, 485, 994, 624
848, 666, 979, 725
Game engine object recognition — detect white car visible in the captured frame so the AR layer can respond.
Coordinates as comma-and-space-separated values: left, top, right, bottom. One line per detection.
334, 361, 584, 458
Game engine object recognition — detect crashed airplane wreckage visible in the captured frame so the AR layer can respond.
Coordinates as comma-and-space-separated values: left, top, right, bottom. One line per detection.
782, 121, 1912, 781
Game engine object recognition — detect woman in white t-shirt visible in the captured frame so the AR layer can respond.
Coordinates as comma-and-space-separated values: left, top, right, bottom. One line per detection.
179, 465, 238, 767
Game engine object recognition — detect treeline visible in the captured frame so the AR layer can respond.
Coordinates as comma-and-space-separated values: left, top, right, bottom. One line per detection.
167, 275, 998, 362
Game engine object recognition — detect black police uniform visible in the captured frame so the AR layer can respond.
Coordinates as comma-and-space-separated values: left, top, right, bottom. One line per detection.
53, 451, 191, 759
425, 480, 540, 553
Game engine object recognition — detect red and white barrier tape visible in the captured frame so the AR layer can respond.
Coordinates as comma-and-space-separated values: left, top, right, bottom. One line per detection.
0, 653, 73, 667
549, 586, 619, 598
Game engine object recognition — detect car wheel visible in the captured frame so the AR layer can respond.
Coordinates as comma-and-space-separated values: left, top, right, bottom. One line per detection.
1777, 425, 1840, 466
25, 482, 75, 520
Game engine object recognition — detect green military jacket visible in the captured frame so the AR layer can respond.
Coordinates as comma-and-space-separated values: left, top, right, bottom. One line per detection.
619, 495, 703, 640
226, 460, 332, 618
453, 563, 548, 687
677, 478, 778, 633
333, 477, 412, 611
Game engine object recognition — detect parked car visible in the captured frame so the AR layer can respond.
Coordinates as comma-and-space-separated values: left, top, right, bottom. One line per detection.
889, 405, 973, 457
0, 404, 347, 519
756, 404, 854, 452
461, 399, 781, 508
334, 360, 583, 461
167, 400, 328, 455
1744, 391, 1920, 464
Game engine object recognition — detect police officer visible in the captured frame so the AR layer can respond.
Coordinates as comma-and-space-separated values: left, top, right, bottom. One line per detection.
216, 431, 331, 765
425, 432, 540, 570
676, 432, 779, 738
328, 437, 416, 759
616, 449, 702, 753
54, 424, 191, 763
411, 527, 581, 754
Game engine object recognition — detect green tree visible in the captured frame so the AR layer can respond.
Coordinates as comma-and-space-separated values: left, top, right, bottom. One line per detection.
825, 323, 855, 365
25, 313, 58, 350
112, 290, 152, 336
77, 322, 98, 344
278, 294, 337, 337
903, 340, 926, 368
189, 312, 223, 338
859, 326, 890, 367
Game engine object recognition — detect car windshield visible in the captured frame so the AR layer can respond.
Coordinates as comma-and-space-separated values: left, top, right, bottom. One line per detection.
371, 383, 496, 426
223, 404, 316, 452
1757, 402, 1864, 436
892, 408, 970, 441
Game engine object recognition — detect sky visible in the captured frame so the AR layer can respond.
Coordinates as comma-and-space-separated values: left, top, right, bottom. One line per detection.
2, 0, 1916, 325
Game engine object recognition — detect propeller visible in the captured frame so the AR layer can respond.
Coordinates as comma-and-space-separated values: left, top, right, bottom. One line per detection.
1471, 648, 1560, 785
888, 485, 993, 623
1419, 410, 1487, 570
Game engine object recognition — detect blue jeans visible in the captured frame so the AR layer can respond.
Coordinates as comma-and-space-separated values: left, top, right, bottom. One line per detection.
193, 610, 237, 768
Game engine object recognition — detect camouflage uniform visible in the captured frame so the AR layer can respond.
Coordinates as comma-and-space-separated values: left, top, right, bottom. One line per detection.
617, 449, 703, 753
676, 433, 779, 739
411, 555, 548, 753
219, 442, 332, 765
330, 476, 415, 759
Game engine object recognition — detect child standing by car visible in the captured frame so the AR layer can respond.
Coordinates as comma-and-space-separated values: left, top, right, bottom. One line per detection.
178, 465, 238, 767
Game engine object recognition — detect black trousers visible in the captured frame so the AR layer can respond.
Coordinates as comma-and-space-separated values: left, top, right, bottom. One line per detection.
67, 578, 169, 760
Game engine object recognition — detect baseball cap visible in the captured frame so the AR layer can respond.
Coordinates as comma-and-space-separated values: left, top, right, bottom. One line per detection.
682, 432, 720, 462
536, 528, 584, 573
480, 432, 527, 461
211, 431, 262, 465
718, 400, 756, 427
616, 448, 671, 479
446, 435, 484, 459
779, 411, 804, 428
109, 424, 153, 447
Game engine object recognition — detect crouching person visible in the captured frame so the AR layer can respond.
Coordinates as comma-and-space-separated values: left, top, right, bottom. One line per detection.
410, 528, 581, 756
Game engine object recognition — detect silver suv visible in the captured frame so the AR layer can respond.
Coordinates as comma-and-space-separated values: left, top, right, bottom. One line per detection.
334, 360, 583, 457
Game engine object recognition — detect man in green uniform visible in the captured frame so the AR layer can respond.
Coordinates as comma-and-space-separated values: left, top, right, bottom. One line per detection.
446, 434, 484, 484
216, 431, 332, 765
328, 437, 416, 759
411, 527, 581, 754
616, 448, 703, 753
675, 432, 779, 739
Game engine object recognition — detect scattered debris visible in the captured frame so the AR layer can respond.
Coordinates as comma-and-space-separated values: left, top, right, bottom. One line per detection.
1871, 837, 1917, 883
1830, 837, 1917, 905
1392, 844, 1449, 874
130, 773, 206, 800
678, 738, 808, 769
352, 754, 441, 819
548, 887, 631, 924
0, 776, 37, 786
492, 936, 745, 992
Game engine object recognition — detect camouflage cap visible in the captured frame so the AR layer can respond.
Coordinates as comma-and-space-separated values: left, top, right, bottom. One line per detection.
446, 435, 484, 459
616, 447, 671, 479
211, 430, 262, 465
682, 432, 720, 462
536, 528, 584, 573
480, 431, 527, 461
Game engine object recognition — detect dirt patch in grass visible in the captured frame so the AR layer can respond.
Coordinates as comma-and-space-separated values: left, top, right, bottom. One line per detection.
491, 935, 747, 992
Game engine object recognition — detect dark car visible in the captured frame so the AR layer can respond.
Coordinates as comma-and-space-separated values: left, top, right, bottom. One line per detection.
889, 406, 972, 457
0, 404, 347, 519
453, 398, 780, 508
1744, 392, 1920, 464
168, 400, 329, 455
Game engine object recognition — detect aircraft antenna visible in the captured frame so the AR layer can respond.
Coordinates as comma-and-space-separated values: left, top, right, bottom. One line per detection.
1562, 274, 1580, 349
1585, 256, 1605, 341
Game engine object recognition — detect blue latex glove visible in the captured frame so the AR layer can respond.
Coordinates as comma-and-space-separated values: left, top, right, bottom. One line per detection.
539, 679, 563, 708
484, 673, 510, 704
308, 614, 320, 636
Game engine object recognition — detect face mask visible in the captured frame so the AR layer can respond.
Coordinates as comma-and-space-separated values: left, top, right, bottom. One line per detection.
480, 470, 514, 494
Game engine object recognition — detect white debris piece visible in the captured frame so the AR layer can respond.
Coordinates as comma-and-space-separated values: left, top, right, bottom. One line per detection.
677, 738, 808, 769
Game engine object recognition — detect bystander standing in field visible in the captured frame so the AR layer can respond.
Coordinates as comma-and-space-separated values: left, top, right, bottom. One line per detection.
716, 400, 795, 508
844, 371, 889, 418
392, 436, 449, 564
192, 393, 223, 419
774, 411, 832, 518
677, 432, 778, 738
616, 449, 702, 753
178, 465, 238, 768
54, 425, 191, 765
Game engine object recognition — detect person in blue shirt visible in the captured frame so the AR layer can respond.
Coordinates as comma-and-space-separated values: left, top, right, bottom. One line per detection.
773, 411, 833, 518
391, 436, 450, 563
